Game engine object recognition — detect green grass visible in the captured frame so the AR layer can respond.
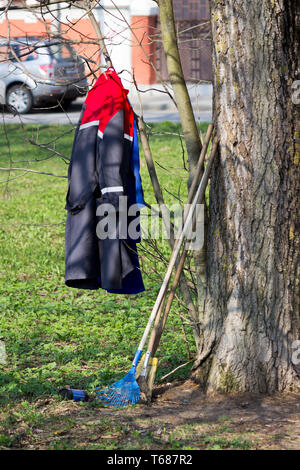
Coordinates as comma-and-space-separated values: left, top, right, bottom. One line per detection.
0, 121, 209, 406
0, 121, 213, 450
0, 121, 297, 451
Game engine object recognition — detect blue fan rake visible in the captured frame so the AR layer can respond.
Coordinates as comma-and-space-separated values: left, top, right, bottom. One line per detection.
95, 138, 218, 407
95, 350, 142, 407
94, 213, 186, 408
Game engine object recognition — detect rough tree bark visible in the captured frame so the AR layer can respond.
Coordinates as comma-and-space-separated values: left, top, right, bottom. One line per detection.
191, 0, 300, 393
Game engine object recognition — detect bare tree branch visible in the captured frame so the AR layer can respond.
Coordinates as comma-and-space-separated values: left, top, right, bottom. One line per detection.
0, 167, 67, 178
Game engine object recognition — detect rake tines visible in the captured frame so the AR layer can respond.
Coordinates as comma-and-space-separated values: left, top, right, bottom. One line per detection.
95, 367, 141, 407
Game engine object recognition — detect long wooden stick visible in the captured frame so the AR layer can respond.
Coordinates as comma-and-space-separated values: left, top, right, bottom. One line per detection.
135, 137, 219, 372
138, 125, 213, 364
140, 137, 219, 382
137, 118, 214, 332
137, 125, 213, 384
83, 1, 112, 69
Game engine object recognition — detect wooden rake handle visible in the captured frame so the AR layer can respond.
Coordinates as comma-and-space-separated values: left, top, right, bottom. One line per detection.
145, 136, 220, 365
138, 135, 220, 377
144, 124, 214, 355
137, 157, 212, 356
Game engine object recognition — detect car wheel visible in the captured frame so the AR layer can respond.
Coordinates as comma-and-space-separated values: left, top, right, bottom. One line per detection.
6, 84, 33, 114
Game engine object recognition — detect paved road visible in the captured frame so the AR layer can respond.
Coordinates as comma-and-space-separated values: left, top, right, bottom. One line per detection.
1, 96, 212, 125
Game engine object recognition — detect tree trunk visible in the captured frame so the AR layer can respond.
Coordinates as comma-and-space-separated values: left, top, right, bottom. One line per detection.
192, 0, 300, 393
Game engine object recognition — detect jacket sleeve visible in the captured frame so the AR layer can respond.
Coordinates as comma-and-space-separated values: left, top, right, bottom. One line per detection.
65, 103, 99, 213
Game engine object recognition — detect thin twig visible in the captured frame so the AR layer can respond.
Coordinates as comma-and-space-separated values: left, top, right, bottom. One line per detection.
159, 359, 194, 382
0, 167, 67, 178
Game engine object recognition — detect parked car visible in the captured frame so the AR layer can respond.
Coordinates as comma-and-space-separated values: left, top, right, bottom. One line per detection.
0, 37, 89, 113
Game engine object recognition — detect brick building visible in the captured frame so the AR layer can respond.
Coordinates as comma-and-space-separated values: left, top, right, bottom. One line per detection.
0, 0, 212, 85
